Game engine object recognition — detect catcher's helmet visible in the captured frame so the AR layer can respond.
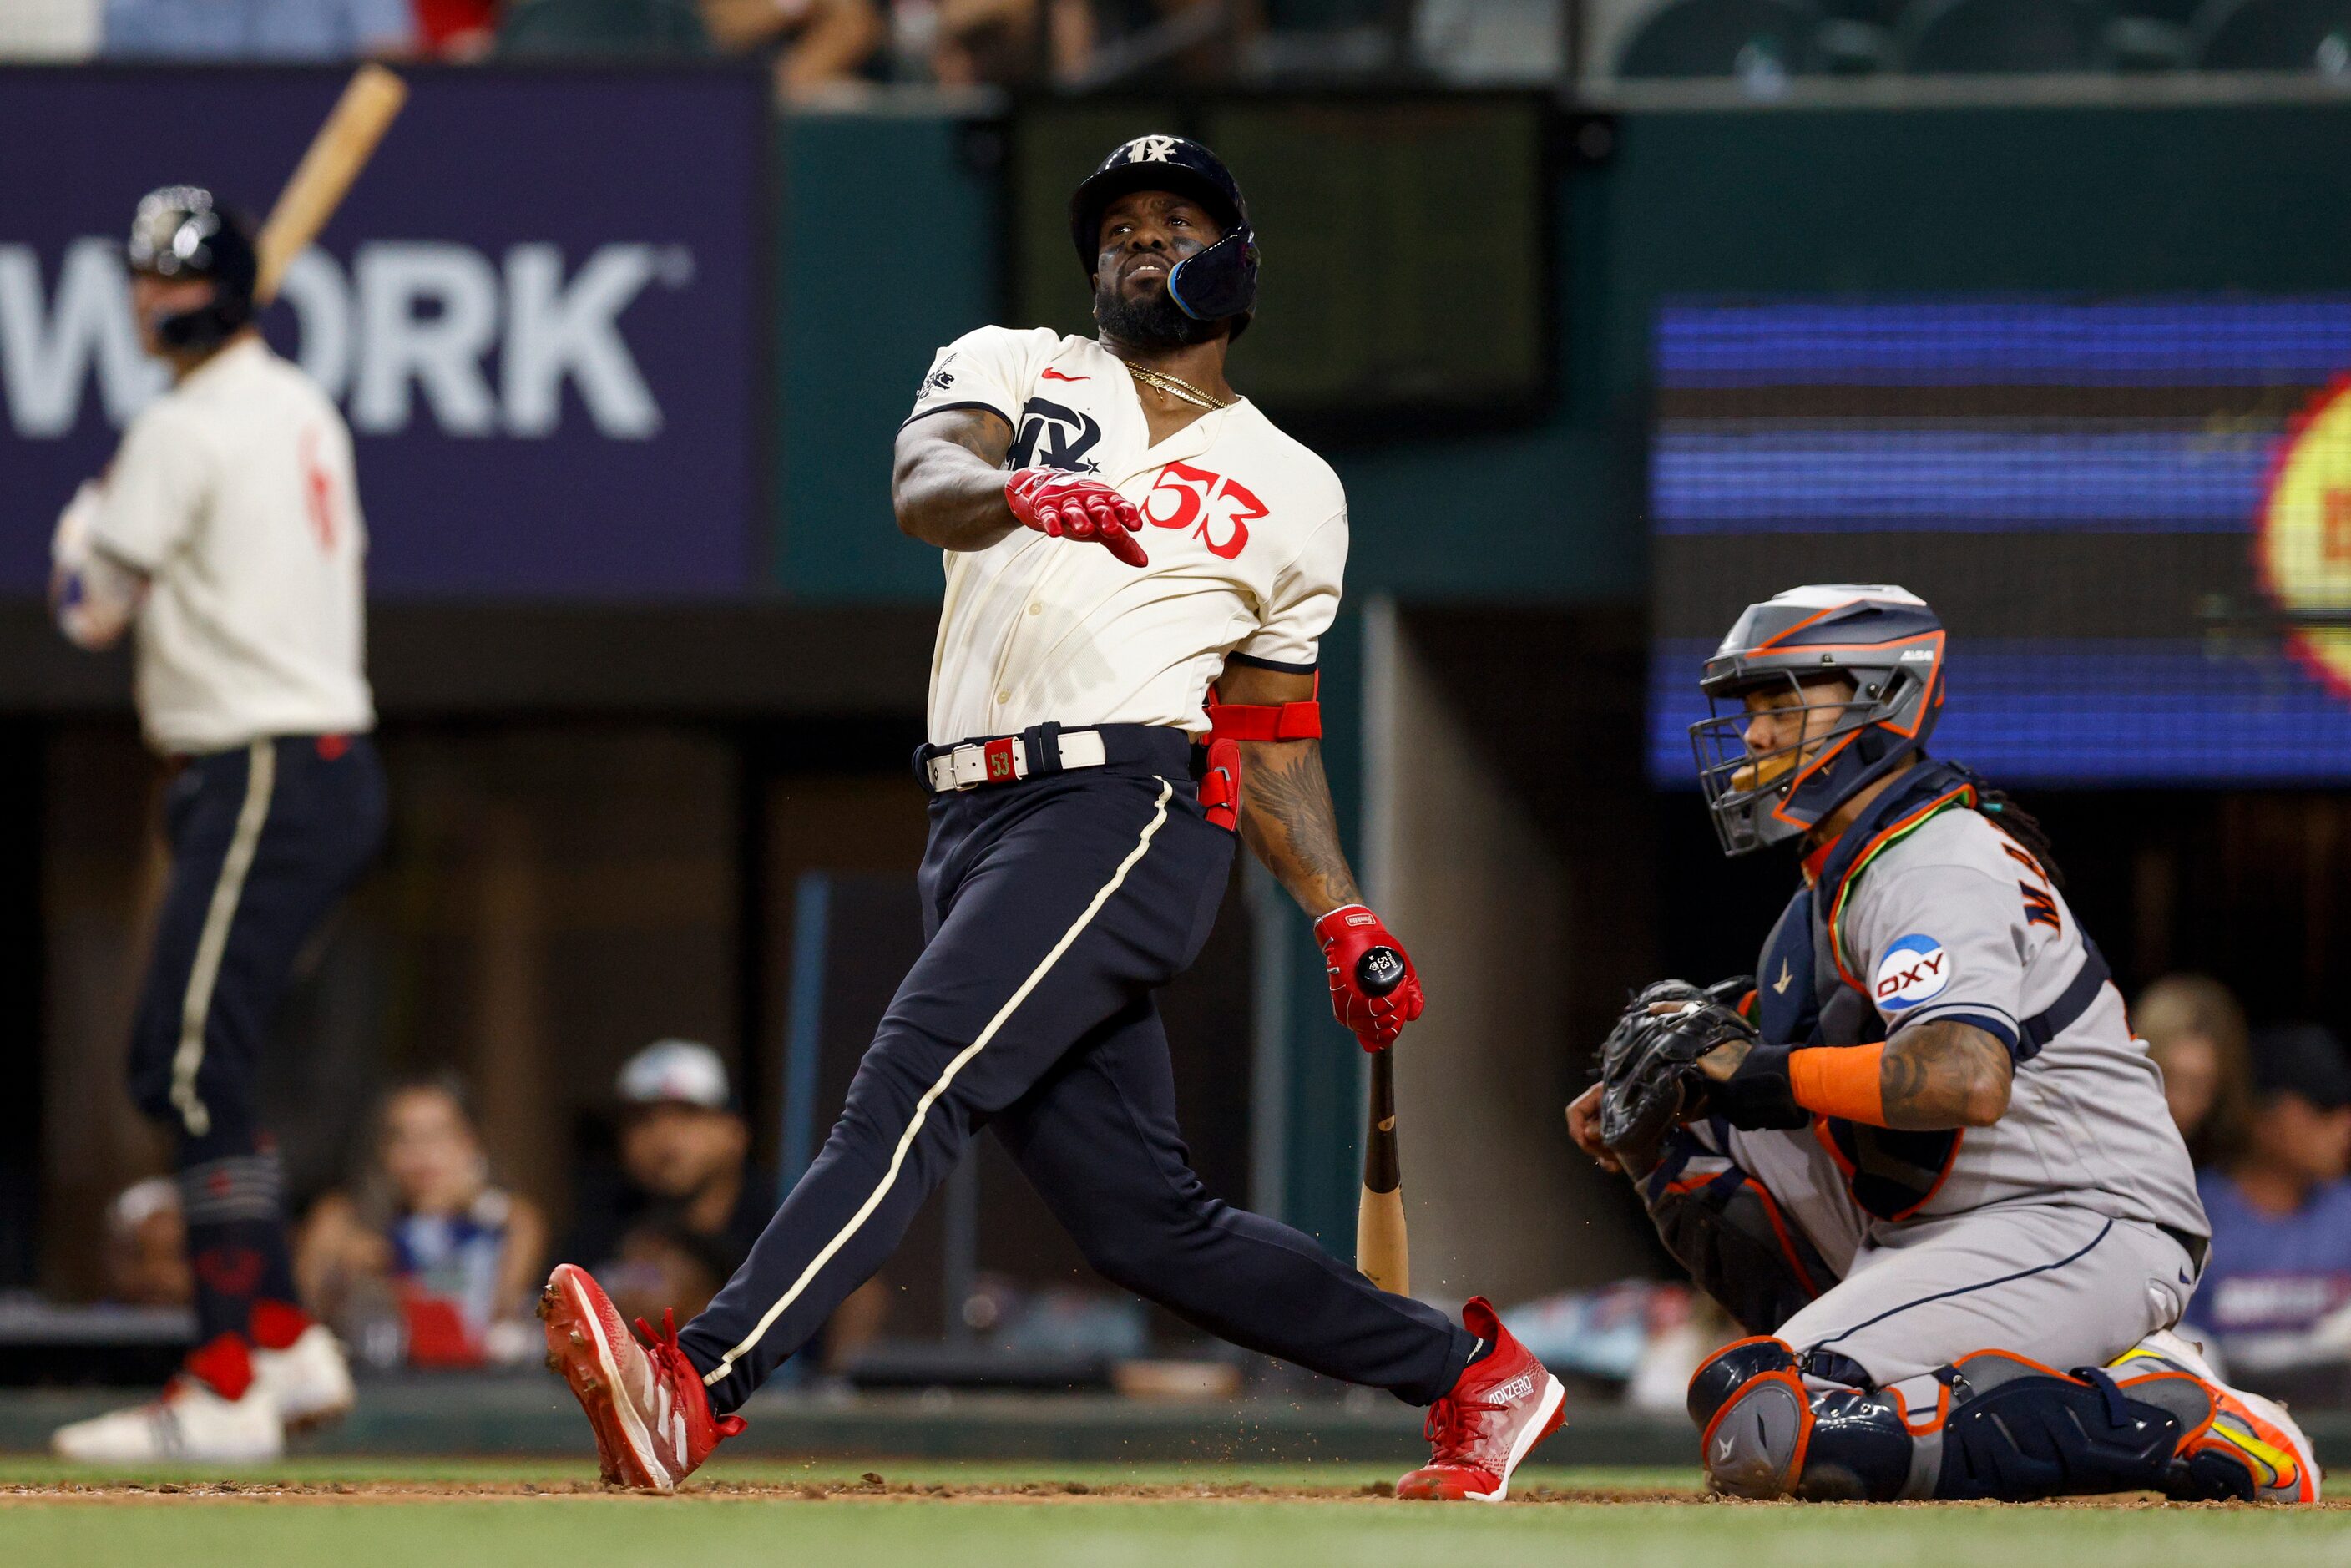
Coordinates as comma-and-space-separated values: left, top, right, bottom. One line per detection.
126, 186, 257, 352
1690, 584, 1947, 857
1069, 134, 1257, 338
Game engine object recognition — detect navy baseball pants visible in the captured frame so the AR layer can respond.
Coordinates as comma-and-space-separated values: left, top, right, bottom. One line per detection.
678, 726, 1474, 1410
128, 735, 387, 1346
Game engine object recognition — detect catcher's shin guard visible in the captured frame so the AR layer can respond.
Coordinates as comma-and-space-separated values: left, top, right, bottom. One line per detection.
1641, 1129, 1831, 1336
1932, 1345, 2317, 1502
1929, 1350, 2211, 1500
1688, 1338, 1916, 1500
1694, 1338, 2317, 1505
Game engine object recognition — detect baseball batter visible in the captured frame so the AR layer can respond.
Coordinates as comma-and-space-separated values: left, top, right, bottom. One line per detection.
49, 189, 382, 1464
1568, 584, 2318, 1503
541, 135, 1565, 1500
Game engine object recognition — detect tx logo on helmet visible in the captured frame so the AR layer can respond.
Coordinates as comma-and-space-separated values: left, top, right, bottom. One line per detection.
1121, 135, 1181, 164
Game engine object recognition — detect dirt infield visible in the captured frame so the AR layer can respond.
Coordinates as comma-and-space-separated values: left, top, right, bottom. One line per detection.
0, 1478, 1680, 1505
1, 1476, 2340, 1508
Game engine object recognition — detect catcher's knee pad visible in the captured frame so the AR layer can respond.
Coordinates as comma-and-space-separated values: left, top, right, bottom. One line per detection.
1641, 1130, 1832, 1336
1686, 1338, 1915, 1500
1924, 1350, 2198, 1501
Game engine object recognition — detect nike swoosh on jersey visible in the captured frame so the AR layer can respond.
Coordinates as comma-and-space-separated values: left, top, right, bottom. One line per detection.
1041, 369, 1089, 382
1772, 960, 1794, 994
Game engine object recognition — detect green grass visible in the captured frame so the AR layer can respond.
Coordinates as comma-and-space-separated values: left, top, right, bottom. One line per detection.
0, 1460, 2340, 1568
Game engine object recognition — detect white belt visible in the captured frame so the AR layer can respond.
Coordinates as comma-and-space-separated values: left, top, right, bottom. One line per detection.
923, 728, 1109, 793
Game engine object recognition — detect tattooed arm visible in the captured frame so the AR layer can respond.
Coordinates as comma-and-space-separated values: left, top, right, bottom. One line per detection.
892, 407, 1020, 551
1214, 662, 1362, 915
1693, 1016, 2014, 1130
1878, 1019, 2014, 1129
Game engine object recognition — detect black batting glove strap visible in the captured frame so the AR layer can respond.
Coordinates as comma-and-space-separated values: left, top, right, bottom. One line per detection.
1707, 1044, 1811, 1131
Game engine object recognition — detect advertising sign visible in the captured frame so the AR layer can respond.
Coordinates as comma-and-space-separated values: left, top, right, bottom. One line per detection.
0, 66, 766, 597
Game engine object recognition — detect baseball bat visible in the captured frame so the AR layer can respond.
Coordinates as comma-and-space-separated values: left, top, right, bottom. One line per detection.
1354, 947, 1409, 1296
254, 63, 409, 306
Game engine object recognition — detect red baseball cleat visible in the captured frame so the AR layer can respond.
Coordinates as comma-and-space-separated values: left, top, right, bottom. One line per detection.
539, 1263, 743, 1491
1396, 1298, 1566, 1502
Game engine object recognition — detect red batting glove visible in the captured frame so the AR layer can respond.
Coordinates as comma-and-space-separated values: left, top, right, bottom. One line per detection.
1314, 904, 1426, 1053
1004, 468, 1149, 568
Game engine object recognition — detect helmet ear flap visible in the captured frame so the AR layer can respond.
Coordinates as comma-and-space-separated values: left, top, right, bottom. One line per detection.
1166, 229, 1258, 328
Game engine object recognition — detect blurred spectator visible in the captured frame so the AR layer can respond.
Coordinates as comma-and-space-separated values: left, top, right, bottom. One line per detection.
297, 1075, 547, 1368
2137, 973, 2256, 1166
101, 0, 415, 58
103, 1177, 192, 1309
1047, 0, 1253, 86
1499, 1281, 1726, 1412
414, 0, 501, 55
700, 0, 882, 95
0, 0, 102, 58
887, 0, 1098, 86
2185, 1024, 2351, 1399
559, 1039, 773, 1325
1414, 0, 1560, 82
916, 0, 1041, 84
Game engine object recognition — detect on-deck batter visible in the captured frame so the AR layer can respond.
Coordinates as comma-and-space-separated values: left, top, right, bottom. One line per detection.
48, 188, 383, 1465
541, 134, 1567, 1500
1569, 584, 2319, 1504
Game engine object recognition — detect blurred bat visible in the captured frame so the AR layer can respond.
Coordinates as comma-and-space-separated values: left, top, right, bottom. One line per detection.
254, 63, 408, 305
1354, 945, 1409, 1296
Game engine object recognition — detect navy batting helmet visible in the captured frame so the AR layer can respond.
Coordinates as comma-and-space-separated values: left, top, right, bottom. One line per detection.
126, 186, 258, 352
1690, 584, 1948, 856
1069, 134, 1257, 337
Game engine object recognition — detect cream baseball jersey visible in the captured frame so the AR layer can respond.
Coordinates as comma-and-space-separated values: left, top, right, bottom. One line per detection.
88, 338, 375, 756
906, 326, 1347, 744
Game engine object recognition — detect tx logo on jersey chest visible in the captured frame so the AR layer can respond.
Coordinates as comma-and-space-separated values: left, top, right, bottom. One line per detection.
1009, 397, 1102, 473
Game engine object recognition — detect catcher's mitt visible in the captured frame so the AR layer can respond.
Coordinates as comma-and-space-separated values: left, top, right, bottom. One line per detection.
1597, 979, 1757, 1176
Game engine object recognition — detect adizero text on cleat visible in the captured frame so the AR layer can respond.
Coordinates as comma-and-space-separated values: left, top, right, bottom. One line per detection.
1395, 1299, 1565, 1502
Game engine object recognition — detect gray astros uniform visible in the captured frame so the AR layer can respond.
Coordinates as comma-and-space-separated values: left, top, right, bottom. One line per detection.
1696, 786, 2207, 1409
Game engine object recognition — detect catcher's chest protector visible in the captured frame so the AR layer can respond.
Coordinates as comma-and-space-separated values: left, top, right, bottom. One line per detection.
1754, 887, 1822, 1048
1762, 762, 1986, 1223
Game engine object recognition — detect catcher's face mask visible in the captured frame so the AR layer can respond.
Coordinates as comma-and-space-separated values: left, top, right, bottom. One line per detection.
1688, 585, 1948, 858
1691, 674, 1871, 857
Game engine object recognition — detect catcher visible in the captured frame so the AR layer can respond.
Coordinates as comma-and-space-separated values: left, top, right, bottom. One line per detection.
1567, 584, 2318, 1503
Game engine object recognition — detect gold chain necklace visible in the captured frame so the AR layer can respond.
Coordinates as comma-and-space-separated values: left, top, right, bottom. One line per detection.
1125, 361, 1235, 412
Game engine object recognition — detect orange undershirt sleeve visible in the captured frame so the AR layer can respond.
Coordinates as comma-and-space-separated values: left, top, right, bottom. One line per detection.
1788, 1043, 1887, 1126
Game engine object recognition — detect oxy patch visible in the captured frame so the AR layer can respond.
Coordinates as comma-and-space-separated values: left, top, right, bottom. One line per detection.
1873, 933, 1951, 1012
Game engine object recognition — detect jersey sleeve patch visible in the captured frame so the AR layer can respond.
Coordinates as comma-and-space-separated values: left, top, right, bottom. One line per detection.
1872, 933, 1953, 1013
902, 326, 1039, 431
913, 350, 959, 403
